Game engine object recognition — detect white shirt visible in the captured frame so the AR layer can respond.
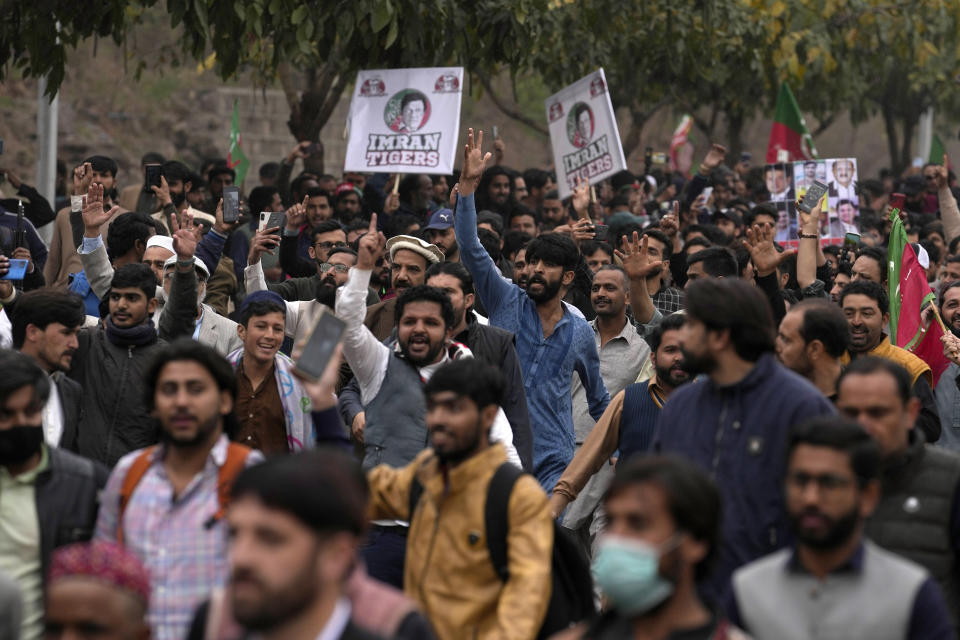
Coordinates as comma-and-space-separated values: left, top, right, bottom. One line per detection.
42, 375, 63, 447
337, 267, 521, 468
0, 310, 11, 349
315, 598, 351, 640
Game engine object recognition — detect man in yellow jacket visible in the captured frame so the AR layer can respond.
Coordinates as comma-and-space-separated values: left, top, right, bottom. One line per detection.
367, 359, 553, 640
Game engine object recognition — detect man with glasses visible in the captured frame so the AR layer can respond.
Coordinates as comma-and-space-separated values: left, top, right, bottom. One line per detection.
727, 416, 953, 639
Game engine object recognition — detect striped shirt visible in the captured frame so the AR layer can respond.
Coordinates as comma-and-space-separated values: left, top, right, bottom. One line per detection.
94, 435, 263, 640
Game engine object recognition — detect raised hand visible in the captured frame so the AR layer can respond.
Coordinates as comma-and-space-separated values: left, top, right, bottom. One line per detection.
81, 182, 119, 237
745, 222, 795, 277
356, 214, 385, 270
701, 143, 727, 172
572, 176, 590, 218
660, 201, 680, 238
796, 196, 823, 234
213, 197, 237, 234
285, 196, 308, 231
151, 175, 173, 208
286, 141, 311, 164
934, 154, 950, 191
458, 128, 492, 197
248, 227, 280, 265
383, 192, 400, 215
72, 162, 93, 196
943, 332, 960, 366
170, 209, 198, 261
616, 232, 664, 281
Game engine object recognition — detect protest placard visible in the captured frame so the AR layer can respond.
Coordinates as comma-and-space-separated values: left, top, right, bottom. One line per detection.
764, 157, 858, 244
545, 69, 626, 199
344, 67, 464, 174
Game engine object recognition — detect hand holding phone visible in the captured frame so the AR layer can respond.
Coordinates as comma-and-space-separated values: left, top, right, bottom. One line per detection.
798, 180, 828, 214
293, 311, 347, 382
0, 259, 28, 281
223, 186, 240, 223
145, 164, 162, 190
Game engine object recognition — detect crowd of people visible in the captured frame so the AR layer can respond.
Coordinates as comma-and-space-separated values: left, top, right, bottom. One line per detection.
0, 125, 959, 640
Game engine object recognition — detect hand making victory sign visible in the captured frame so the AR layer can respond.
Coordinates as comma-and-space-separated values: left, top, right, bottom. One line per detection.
457, 128, 492, 198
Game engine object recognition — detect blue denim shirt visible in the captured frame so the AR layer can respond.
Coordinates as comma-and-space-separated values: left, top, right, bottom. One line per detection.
455, 193, 609, 490
935, 363, 960, 452
67, 269, 102, 317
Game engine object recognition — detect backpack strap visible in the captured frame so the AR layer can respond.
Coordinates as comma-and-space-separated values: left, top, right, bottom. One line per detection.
484, 462, 524, 582
212, 443, 252, 523
117, 446, 157, 546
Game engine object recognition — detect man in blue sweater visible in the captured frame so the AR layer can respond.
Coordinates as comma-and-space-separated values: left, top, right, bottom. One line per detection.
454, 129, 610, 490
655, 277, 835, 600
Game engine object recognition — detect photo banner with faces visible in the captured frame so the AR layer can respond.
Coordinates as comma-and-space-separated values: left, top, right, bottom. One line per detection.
764, 157, 858, 245
545, 69, 627, 199
344, 67, 464, 174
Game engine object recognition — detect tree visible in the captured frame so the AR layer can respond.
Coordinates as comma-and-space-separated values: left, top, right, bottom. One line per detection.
1, 0, 557, 171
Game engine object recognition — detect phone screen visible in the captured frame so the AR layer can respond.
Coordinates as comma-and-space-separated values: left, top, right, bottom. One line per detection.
843, 232, 860, 249
592, 224, 609, 242
1, 259, 28, 281
145, 164, 162, 189
294, 312, 347, 381
799, 180, 828, 213
223, 186, 240, 223
700, 186, 714, 203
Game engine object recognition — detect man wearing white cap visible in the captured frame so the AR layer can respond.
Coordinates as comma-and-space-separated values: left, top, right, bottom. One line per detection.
157, 246, 243, 356
142, 234, 175, 288
364, 234, 444, 341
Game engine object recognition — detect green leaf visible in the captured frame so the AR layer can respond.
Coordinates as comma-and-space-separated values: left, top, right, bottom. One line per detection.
292, 5, 307, 25
384, 16, 398, 47
371, 2, 392, 32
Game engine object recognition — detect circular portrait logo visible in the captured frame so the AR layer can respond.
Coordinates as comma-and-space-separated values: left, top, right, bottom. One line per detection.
434, 74, 460, 93
384, 89, 431, 133
566, 102, 594, 148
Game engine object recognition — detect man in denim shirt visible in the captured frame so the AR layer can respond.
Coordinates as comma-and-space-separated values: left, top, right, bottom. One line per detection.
454, 129, 609, 490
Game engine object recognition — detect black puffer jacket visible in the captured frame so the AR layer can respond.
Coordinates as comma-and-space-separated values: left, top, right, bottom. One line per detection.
68, 326, 165, 467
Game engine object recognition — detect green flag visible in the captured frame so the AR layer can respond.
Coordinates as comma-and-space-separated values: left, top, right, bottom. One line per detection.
930, 133, 946, 166
228, 100, 250, 185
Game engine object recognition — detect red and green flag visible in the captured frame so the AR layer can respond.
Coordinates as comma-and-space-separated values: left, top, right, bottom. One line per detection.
227, 100, 250, 185
765, 82, 818, 163
888, 207, 950, 385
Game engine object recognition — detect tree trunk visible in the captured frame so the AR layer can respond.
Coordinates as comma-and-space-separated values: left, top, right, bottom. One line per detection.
882, 106, 902, 175
725, 109, 745, 163
278, 62, 350, 175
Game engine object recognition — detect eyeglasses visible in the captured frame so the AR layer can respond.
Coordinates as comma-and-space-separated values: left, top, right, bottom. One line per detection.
787, 471, 854, 492
315, 241, 348, 250
319, 263, 350, 274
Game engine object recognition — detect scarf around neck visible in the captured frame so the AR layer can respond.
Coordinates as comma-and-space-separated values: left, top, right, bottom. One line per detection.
105, 316, 158, 348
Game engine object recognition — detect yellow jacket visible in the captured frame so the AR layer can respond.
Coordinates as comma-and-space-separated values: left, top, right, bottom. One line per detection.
368, 443, 553, 640
842, 337, 932, 387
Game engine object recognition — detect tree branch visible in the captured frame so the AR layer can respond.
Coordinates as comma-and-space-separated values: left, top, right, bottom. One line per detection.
812, 114, 836, 137
475, 70, 548, 136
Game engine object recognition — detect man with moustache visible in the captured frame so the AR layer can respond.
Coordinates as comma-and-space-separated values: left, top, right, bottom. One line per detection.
424, 209, 459, 262
728, 416, 953, 639
454, 130, 609, 491
12, 290, 87, 450
95, 340, 263, 640
0, 351, 106, 640
550, 312, 690, 518
655, 278, 835, 600
338, 216, 519, 588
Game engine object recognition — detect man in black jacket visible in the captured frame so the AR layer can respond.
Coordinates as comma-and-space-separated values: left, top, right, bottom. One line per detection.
0, 350, 107, 640
11, 289, 86, 451
68, 263, 165, 467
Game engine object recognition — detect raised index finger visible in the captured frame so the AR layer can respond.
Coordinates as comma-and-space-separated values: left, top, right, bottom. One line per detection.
368, 213, 378, 235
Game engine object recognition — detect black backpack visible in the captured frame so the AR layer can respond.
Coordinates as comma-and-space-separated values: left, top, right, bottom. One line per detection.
410, 462, 596, 638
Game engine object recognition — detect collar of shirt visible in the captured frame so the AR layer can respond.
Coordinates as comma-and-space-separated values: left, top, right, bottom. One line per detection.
148, 433, 232, 470
787, 541, 865, 575
192, 306, 206, 341
0, 444, 49, 485
589, 316, 643, 348
313, 598, 352, 640
647, 373, 669, 409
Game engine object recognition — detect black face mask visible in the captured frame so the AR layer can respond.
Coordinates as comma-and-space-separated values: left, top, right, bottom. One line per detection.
0, 426, 44, 466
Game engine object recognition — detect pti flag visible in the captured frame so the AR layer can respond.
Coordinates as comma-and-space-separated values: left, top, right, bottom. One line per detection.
227, 100, 249, 185
766, 83, 818, 164
888, 207, 950, 385
545, 69, 626, 199
344, 67, 464, 175
669, 114, 695, 177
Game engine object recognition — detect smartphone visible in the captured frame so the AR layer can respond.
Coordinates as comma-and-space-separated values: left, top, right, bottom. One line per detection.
259, 211, 285, 235
651, 152, 668, 164
293, 311, 347, 381
700, 186, 714, 203
492, 125, 499, 140
222, 186, 240, 223
890, 193, 906, 210
145, 164, 162, 190
592, 224, 609, 242
0, 259, 28, 281
843, 232, 860, 250
798, 180, 828, 214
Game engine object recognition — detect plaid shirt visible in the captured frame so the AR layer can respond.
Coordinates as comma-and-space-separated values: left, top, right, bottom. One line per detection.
652, 285, 684, 315
94, 435, 263, 640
